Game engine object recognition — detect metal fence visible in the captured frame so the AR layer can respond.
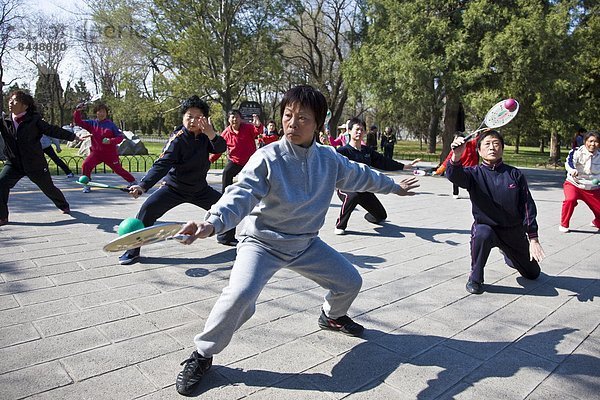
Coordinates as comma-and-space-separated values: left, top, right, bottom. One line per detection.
0, 154, 228, 176
0, 150, 561, 176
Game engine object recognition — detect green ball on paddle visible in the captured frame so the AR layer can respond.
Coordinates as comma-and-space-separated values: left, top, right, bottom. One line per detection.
78, 175, 90, 184
117, 217, 145, 236
592, 178, 599, 186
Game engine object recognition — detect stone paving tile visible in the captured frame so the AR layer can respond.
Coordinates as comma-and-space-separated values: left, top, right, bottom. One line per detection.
0, 327, 109, 375
1, 169, 599, 399
32, 302, 139, 337
0, 322, 40, 348
2, 262, 83, 283
29, 366, 156, 400
0, 361, 72, 399
0, 298, 79, 326
13, 280, 107, 306
60, 332, 183, 381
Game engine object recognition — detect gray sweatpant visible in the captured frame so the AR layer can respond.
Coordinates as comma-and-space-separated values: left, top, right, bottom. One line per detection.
194, 236, 363, 357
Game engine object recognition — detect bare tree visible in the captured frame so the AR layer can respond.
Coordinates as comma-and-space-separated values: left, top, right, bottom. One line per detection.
18, 15, 73, 124
0, 0, 24, 108
281, 0, 367, 133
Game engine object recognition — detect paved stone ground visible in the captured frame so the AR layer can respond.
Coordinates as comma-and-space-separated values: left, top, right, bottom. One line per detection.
0, 166, 598, 400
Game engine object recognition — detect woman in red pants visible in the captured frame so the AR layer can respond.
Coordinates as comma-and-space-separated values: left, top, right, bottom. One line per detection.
73, 102, 137, 192
560, 130, 600, 232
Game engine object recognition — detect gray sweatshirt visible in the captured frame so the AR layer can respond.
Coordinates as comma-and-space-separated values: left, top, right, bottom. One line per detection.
205, 137, 402, 251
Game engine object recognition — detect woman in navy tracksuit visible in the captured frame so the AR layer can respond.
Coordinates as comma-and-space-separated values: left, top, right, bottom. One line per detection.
334, 117, 419, 234
446, 130, 545, 295
118, 96, 227, 265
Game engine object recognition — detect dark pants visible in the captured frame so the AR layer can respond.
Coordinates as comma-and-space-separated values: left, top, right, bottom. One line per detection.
43, 146, 73, 175
335, 190, 387, 230
0, 163, 70, 219
126, 184, 223, 256
383, 145, 394, 159
469, 223, 541, 284
453, 184, 459, 196
217, 160, 244, 243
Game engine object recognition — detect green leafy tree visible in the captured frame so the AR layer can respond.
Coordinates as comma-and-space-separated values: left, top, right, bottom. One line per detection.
146, 0, 289, 125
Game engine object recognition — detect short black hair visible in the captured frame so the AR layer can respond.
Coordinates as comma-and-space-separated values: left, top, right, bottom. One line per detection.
584, 130, 599, 142
9, 90, 37, 113
227, 109, 242, 117
93, 103, 109, 114
279, 85, 328, 132
477, 129, 505, 149
348, 117, 366, 130
180, 95, 209, 117
370, 125, 377, 130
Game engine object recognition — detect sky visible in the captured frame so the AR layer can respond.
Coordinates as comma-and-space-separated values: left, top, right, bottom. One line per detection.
4, 0, 93, 94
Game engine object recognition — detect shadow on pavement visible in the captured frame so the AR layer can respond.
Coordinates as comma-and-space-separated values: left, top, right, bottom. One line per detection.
485, 274, 599, 302
187, 328, 596, 399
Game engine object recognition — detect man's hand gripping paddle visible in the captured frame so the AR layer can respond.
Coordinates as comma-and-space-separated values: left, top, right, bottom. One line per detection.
103, 222, 191, 252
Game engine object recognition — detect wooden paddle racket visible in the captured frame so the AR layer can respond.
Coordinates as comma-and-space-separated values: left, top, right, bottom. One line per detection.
103, 223, 190, 252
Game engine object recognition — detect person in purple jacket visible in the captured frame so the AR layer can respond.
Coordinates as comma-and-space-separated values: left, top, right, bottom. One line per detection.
446, 130, 546, 294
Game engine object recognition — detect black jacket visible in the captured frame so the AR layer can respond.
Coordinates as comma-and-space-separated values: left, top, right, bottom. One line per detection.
337, 144, 405, 171
140, 127, 227, 195
0, 111, 76, 173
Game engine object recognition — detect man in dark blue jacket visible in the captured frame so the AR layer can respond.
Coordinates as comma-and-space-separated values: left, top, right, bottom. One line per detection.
119, 96, 227, 265
334, 117, 419, 235
446, 130, 545, 294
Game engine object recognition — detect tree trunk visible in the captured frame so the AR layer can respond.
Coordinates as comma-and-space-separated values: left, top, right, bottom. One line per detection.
515, 134, 520, 154
427, 108, 440, 154
441, 93, 459, 163
549, 131, 561, 165
539, 138, 544, 152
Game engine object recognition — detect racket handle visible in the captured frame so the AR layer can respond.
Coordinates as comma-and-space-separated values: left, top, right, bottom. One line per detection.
451, 131, 478, 149
171, 234, 191, 243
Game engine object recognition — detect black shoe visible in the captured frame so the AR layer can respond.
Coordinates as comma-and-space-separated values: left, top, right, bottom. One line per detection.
176, 351, 213, 396
119, 249, 140, 265
364, 213, 383, 224
466, 280, 484, 294
318, 310, 364, 336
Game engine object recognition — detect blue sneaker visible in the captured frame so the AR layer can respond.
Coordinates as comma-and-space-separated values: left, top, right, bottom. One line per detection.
119, 249, 140, 265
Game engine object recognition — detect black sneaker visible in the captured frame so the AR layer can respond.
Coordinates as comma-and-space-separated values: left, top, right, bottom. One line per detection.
318, 310, 364, 336
466, 280, 484, 294
119, 249, 140, 265
176, 351, 213, 396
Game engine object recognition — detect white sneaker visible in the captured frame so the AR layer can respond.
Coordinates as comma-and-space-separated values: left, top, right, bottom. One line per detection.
452, 194, 459, 199
334, 228, 346, 235
82, 185, 91, 193
558, 226, 569, 233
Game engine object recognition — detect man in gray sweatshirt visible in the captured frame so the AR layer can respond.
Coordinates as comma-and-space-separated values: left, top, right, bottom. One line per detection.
174, 85, 420, 396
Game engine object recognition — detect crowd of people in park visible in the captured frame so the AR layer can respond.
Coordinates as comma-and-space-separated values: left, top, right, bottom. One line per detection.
0, 86, 598, 396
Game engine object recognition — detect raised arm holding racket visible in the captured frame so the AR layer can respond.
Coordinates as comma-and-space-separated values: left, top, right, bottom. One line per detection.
445, 105, 546, 296
451, 98, 519, 150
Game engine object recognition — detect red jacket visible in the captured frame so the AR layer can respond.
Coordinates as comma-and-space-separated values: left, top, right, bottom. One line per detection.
73, 109, 124, 156
436, 135, 479, 175
209, 122, 263, 165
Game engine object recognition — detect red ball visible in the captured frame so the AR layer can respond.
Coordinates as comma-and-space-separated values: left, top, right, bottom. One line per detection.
504, 98, 517, 112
